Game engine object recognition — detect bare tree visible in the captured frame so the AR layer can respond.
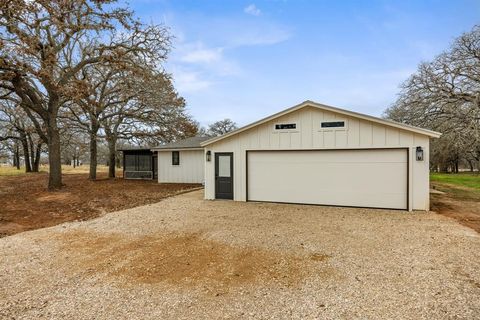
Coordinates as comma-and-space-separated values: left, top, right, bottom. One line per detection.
206, 118, 237, 137
101, 71, 197, 178
385, 25, 480, 172
65, 65, 132, 179
0, 100, 44, 172
0, 0, 170, 189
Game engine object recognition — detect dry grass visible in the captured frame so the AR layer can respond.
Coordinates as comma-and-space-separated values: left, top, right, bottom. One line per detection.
0, 171, 200, 237
0, 165, 110, 177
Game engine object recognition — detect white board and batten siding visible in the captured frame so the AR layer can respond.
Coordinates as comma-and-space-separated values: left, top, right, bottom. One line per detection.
158, 150, 204, 184
204, 105, 432, 211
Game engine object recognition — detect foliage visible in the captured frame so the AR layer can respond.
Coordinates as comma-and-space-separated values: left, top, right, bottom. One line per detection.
0, 0, 195, 187
385, 25, 480, 172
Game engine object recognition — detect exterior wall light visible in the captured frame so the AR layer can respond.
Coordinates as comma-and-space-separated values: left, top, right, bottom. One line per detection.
416, 146, 424, 161
206, 150, 211, 162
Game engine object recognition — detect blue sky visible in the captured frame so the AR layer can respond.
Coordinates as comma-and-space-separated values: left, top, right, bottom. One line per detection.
130, 0, 480, 127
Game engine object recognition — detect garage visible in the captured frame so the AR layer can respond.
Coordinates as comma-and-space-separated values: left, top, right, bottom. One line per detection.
201, 100, 441, 211
247, 149, 408, 209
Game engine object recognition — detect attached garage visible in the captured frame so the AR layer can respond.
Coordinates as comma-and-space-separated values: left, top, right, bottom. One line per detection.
247, 149, 408, 209
201, 100, 441, 211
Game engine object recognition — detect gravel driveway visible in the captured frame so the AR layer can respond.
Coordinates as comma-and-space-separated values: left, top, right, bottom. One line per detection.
1, 190, 479, 319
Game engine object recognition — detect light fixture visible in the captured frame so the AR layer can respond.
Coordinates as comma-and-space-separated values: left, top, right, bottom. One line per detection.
416, 146, 424, 161
206, 150, 211, 162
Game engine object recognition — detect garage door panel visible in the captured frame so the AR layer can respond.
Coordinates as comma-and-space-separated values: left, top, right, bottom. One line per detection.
247, 149, 407, 209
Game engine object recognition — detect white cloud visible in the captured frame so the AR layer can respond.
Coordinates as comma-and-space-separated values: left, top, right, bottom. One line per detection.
160, 9, 291, 96
173, 41, 242, 77
180, 46, 223, 64
171, 68, 213, 93
244, 4, 261, 16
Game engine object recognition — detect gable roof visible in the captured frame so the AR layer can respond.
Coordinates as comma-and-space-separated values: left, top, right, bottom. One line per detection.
201, 100, 441, 146
151, 136, 210, 151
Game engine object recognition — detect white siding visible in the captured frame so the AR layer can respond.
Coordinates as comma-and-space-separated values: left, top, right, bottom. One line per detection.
158, 150, 204, 183
204, 106, 432, 210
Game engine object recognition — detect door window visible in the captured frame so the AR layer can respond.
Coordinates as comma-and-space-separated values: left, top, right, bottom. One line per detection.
218, 155, 231, 177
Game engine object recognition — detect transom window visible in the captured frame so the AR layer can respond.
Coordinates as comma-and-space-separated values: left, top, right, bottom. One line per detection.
275, 123, 296, 130
172, 151, 180, 165
321, 121, 345, 129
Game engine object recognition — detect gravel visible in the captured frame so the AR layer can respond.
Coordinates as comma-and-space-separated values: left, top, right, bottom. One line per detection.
1, 190, 479, 319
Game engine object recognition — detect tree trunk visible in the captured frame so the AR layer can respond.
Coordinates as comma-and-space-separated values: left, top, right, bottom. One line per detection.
440, 163, 448, 173
47, 118, 63, 190
28, 134, 36, 172
107, 136, 116, 178
89, 125, 99, 180
468, 160, 474, 172
14, 142, 20, 170
32, 143, 41, 172
21, 135, 32, 173
116, 155, 121, 168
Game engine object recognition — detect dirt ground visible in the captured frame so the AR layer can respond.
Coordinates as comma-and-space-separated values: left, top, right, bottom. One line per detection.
0, 190, 479, 319
431, 182, 480, 233
0, 172, 200, 237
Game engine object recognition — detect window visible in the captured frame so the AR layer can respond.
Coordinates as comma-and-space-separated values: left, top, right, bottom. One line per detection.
124, 154, 136, 171
275, 123, 296, 130
124, 153, 152, 172
172, 151, 180, 165
218, 155, 231, 177
137, 154, 151, 171
320, 121, 345, 128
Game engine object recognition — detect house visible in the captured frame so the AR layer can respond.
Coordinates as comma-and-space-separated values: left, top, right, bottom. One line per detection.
201, 100, 441, 211
151, 136, 209, 184
120, 147, 157, 180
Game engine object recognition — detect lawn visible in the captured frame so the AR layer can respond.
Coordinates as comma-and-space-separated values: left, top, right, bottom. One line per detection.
430, 172, 480, 190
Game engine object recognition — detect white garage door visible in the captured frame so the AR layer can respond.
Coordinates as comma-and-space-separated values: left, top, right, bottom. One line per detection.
247, 149, 408, 209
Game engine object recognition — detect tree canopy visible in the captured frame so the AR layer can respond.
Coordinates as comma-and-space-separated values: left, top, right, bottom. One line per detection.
384, 25, 480, 172
0, 0, 196, 187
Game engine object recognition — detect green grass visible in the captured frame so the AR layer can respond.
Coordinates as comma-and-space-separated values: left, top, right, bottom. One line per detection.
430, 173, 480, 202
430, 173, 480, 190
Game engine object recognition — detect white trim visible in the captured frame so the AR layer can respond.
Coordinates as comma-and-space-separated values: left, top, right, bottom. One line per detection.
201, 100, 442, 146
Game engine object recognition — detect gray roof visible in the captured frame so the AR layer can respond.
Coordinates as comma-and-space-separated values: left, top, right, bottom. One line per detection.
152, 136, 209, 150
117, 147, 152, 152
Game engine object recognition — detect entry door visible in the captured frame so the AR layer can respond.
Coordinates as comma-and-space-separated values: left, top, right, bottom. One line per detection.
215, 153, 233, 199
